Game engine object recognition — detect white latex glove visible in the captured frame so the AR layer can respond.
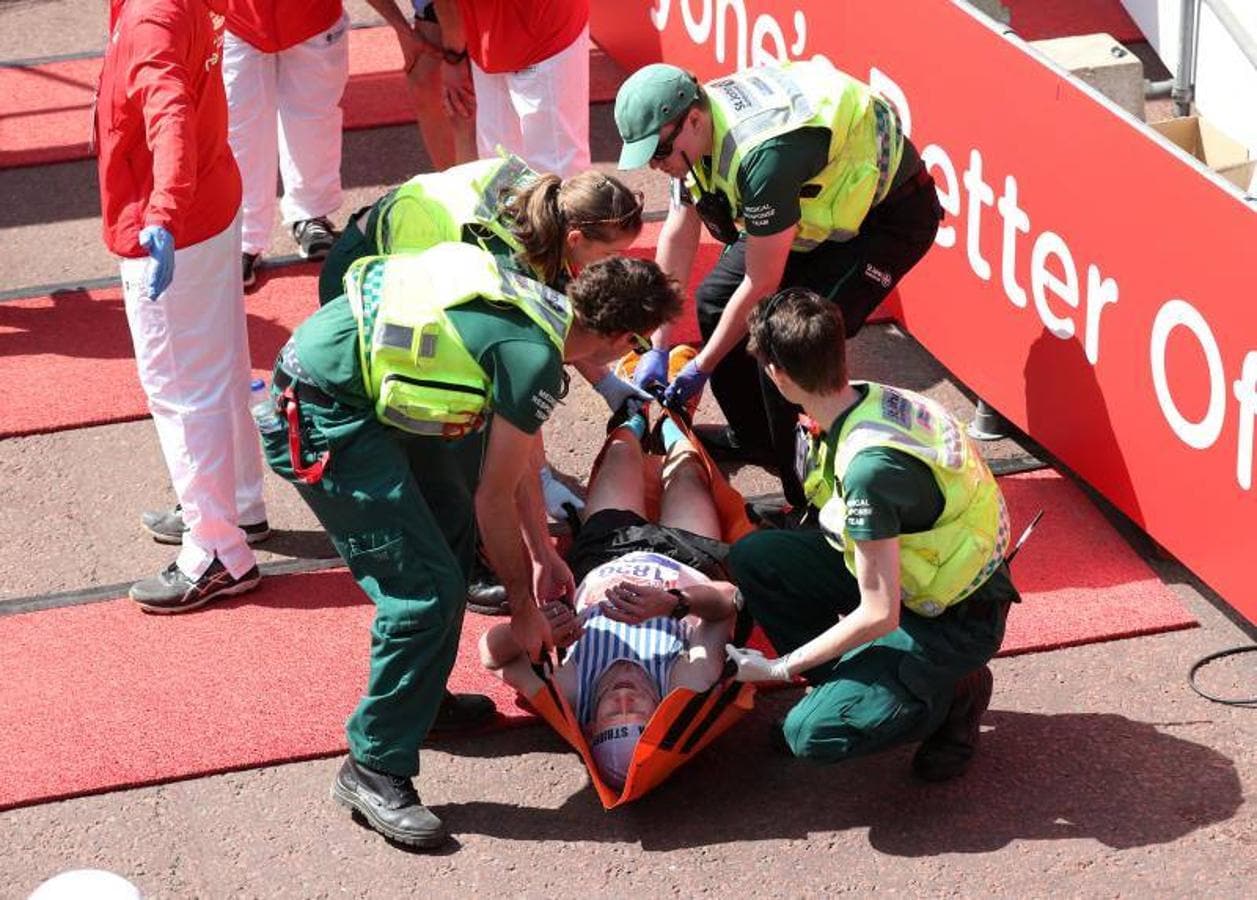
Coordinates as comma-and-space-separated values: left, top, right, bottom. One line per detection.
592, 370, 653, 413
540, 464, 585, 519
726, 644, 794, 683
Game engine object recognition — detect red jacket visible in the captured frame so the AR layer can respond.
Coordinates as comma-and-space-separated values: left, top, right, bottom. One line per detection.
221, 0, 343, 53
96, 0, 241, 258
460, 0, 588, 74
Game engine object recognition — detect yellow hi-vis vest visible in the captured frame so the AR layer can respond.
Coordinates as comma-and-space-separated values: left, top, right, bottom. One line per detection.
345, 243, 572, 437
372, 153, 537, 257
694, 60, 904, 249
803, 383, 1011, 617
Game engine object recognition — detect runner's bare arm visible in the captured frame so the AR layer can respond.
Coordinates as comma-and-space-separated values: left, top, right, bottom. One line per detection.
670, 582, 740, 691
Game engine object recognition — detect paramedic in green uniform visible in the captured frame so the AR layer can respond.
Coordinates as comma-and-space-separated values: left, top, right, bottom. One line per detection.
318, 155, 655, 610
725, 288, 1019, 781
613, 62, 943, 510
317, 154, 645, 306
263, 244, 682, 848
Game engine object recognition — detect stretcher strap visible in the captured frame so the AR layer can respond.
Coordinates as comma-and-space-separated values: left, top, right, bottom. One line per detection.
680, 680, 745, 754
657, 686, 716, 752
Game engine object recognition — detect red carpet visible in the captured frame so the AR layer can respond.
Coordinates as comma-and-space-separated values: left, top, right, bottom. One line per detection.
0, 222, 716, 439
0, 262, 321, 439
1004, 0, 1143, 43
0, 469, 1194, 811
0, 27, 629, 170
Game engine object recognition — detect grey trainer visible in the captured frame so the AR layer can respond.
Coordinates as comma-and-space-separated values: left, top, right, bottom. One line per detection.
129, 558, 261, 614
141, 505, 271, 546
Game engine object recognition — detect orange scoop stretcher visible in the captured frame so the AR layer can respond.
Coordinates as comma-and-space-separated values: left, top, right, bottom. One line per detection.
525, 350, 759, 808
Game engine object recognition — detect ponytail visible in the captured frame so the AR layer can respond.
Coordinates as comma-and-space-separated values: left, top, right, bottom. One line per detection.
499, 171, 645, 286
499, 174, 568, 286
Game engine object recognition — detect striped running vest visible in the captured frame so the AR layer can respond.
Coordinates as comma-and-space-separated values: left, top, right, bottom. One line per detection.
568, 550, 709, 724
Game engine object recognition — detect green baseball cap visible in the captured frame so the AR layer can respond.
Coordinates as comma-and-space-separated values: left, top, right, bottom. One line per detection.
614, 64, 700, 169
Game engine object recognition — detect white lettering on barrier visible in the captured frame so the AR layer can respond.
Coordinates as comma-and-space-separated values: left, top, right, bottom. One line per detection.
1031, 231, 1078, 340
1084, 265, 1119, 366
962, 149, 996, 282
1235, 353, 1257, 490
679, 1, 713, 47
645, 3, 1255, 491
921, 137, 1253, 486
650, 0, 810, 73
751, 13, 785, 64
1150, 300, 1226, 450
996, 175, 1029, 309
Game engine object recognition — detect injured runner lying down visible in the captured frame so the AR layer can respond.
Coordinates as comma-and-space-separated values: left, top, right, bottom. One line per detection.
480, 405, 743, 789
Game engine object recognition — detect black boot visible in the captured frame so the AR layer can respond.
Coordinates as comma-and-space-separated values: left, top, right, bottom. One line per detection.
912, 665, 994, 782
429, 690, 497, 734
466, 552, 508, 615
693, 424, 778, 471
331, 757, 447, 848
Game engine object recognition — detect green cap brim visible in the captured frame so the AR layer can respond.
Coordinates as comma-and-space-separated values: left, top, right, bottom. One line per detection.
618, 134, 660, 170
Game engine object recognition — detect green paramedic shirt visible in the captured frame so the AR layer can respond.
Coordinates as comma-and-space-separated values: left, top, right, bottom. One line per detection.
675, 127, 922, 237
818, 385, 944, 542
739, 127, 831, 236
818, 385, 1018, 605
291, 262, 564, 435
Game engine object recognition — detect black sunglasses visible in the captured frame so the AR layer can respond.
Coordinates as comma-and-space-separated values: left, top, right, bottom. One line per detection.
651, 114, 688, 162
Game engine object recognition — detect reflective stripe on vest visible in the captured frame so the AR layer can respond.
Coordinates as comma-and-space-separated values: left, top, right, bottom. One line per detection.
345, 244, 571, 437
374, 153, 536, 257
498, 268, 572, 341
697, 60, 904, 248
804, 383, 1010, 616
473, 153, 535, 223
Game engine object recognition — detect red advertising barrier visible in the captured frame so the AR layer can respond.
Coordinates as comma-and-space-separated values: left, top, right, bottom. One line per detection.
594, 1, 1257, 623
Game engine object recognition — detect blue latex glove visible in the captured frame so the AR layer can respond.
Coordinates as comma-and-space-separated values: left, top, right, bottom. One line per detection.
631, 347, 670, 396
592, 370, 653, 414
662, 359, 709, 411
138, 224, 175, 299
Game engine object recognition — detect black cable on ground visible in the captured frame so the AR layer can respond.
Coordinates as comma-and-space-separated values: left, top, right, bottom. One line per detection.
1188, 644, 1257, 707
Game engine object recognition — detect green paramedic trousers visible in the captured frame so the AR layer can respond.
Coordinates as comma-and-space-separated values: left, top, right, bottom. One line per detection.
727, 529, 1016, 764
261, 386, 483, 777
317, 206, 377, 307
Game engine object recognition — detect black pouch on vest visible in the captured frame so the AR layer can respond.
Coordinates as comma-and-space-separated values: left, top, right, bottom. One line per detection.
694, 189, 740, 245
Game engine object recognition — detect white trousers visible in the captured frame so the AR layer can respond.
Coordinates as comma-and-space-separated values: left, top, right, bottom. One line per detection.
120, 212, 266, 580
223, 13, 349, 255
471, 26, 591, 178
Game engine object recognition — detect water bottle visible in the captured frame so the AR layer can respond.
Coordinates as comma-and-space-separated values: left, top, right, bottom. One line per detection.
250, 377, 284, 434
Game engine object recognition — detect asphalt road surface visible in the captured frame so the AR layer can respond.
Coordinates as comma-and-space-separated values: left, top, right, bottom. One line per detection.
1, 2, 1252, 897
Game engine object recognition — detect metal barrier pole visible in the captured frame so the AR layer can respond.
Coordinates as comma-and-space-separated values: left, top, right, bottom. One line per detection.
1174, 0, 1200, 116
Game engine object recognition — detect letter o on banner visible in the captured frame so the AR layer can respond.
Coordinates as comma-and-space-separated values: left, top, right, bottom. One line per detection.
1150, 299, 1226, 450
682, 0, 713, 44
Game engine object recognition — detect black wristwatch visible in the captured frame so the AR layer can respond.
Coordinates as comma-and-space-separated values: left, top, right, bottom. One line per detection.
441, 46, 468, 65
667, 588, 691, 620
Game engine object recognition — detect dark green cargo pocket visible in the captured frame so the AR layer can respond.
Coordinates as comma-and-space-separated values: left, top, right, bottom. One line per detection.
345, 530, 444, 633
